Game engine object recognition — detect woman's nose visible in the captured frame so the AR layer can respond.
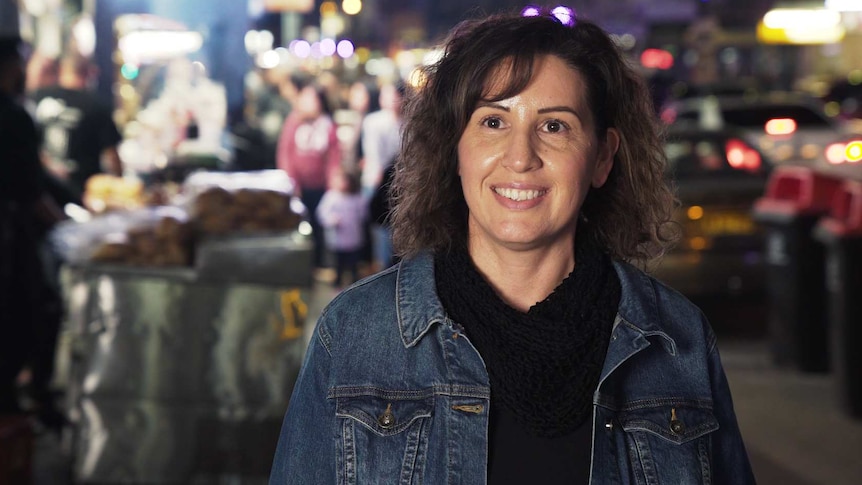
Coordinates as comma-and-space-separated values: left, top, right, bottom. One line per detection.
501, 131, 541, 172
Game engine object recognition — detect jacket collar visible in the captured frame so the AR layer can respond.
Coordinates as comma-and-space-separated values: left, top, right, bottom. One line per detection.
396, 252, 449, 347
611, 260, 677, 356
394, 252, 677, 357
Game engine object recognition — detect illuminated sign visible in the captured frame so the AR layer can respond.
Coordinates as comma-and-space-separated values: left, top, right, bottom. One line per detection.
826, 0, 862, 12
758, 8, 845, 44
264, 0, 314, 13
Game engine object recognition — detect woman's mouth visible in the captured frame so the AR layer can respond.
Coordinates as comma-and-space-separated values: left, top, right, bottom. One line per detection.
493, 187, 547, 202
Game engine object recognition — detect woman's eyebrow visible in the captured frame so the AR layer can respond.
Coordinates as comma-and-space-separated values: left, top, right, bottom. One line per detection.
474, 102, 584, 122
475, 101, 509, 111
538, 106, 579, 117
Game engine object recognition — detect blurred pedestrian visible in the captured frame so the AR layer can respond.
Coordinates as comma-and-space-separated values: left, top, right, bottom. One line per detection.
271, 10, 755, 484
360, 81, 404, 197
30, 54, 123, 206
276, 81, 341, 271
368, 159, 398, 268
341, 79, 373, 173
24, 50, 58, 95
0, 36, 64, 417
316, 170, 367, 289
360, 81, 405, 271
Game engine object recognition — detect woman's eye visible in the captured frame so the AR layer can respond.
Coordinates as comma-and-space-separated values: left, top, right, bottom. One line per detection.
482, 117, 503, 129
545, 120, 566, 133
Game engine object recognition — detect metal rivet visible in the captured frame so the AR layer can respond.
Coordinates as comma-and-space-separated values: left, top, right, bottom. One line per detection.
604, 420, 613, 430
378, 403, 395, 429
670, 408, 685, 434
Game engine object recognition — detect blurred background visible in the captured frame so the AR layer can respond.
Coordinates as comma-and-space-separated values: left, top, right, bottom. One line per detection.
1, 0, 861, 483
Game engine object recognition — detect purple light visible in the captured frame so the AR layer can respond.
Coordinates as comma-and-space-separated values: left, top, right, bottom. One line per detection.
336, 39, 355, 58
521, 6, 541, 17
551, 6, 576, 26
291, 40, 311, 58
320, 38, 336, 56
310, 42, 323, 59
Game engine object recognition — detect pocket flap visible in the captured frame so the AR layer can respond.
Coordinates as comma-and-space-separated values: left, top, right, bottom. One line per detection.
336, 395, 434, 436
620, 405, 719, 444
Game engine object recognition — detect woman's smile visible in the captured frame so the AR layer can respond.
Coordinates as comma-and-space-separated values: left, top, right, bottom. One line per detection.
492, 186, 548, 202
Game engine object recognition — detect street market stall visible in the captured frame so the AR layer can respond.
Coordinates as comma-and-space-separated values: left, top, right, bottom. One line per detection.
52, 171, 313, 483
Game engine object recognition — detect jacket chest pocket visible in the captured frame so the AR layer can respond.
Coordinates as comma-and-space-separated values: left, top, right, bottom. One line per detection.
619, 405, 719, 485
335, 395, 434, 485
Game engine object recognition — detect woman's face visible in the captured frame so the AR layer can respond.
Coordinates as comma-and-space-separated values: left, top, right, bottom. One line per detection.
297, 86, 322, 117
457, 54, 618, 254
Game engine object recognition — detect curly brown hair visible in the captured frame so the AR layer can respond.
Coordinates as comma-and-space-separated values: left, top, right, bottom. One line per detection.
389, 12, 678, 263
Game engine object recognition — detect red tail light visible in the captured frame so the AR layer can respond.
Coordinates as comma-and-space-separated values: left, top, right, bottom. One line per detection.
726, 138, 762, 172
660, 107, 677, 125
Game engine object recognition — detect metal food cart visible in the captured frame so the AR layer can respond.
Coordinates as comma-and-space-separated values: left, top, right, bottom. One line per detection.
59, 233, 312, 484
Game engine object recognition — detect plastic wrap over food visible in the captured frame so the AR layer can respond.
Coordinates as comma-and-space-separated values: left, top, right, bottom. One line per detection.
180, 169, 295, 200
178, 170, 306, 238
49, 205, 190, 265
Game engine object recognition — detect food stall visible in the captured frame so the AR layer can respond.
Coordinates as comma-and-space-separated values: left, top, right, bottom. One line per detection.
53, 171, 314, 483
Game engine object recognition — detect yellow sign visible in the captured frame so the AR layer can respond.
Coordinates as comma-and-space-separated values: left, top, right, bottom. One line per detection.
269, 288, 307, 341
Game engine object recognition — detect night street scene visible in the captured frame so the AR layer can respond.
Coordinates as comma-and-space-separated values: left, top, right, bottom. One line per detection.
1, 0, 862, 483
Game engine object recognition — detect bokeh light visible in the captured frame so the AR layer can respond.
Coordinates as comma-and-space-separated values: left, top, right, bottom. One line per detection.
290, 40, 311, 58
320, 38, 337, 56
342, 0, 362, 15
336, 39, 355, 58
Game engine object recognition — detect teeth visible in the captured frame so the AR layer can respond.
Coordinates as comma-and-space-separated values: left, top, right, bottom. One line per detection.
494, 187, 543, 201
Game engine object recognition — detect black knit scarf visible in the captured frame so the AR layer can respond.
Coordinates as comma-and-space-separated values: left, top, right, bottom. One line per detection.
434, 237, 621, 438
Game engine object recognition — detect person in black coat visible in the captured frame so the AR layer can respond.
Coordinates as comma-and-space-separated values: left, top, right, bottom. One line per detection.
0, 36, 65, 424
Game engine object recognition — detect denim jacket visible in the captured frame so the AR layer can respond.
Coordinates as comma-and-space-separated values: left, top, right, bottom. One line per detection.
270, 252, 756, 484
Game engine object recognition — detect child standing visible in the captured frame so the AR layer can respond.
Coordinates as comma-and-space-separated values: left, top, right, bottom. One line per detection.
316, 171, 367, 288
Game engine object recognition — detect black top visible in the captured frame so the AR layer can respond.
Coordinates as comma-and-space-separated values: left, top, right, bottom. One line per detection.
30, 86, 122, 198
0, 94, 43, 205
488, 404, 592, 484
434, 237, 620, 484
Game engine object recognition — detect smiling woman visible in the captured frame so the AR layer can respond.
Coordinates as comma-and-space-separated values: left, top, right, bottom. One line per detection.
270, 10, 756, 485
456, 55, 618, 308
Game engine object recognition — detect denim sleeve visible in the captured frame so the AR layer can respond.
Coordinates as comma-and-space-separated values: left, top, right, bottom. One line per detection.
269, 320, 336, 484
706, 333, 758, 484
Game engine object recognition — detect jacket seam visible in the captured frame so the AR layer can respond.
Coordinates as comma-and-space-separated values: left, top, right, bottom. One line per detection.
327, 385, 490, 400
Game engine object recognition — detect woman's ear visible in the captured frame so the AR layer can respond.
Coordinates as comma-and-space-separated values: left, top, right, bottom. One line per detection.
592, 128, 619, 188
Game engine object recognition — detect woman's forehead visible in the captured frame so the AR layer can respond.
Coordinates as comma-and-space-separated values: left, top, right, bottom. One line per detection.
479, 55, 583, 99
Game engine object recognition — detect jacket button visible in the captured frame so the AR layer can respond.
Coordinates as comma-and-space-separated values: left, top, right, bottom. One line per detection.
378, 403, 395, 429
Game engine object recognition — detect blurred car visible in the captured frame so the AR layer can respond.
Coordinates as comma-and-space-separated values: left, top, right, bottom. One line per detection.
650, 125, 772, 298
822, 78, 862, 122
660, 93, 862, 170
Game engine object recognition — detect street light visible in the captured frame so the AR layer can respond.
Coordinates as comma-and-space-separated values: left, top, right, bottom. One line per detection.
343, 0, 362, 16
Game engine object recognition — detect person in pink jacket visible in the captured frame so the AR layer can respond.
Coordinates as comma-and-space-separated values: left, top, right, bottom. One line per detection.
276, 81, 341, 269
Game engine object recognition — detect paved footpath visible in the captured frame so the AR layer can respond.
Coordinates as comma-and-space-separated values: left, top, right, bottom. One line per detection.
720, 338, 862, 485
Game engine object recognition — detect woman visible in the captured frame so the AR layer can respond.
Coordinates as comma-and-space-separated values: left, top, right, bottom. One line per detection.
270, 10, 755, 484
276, 82, 341, 270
